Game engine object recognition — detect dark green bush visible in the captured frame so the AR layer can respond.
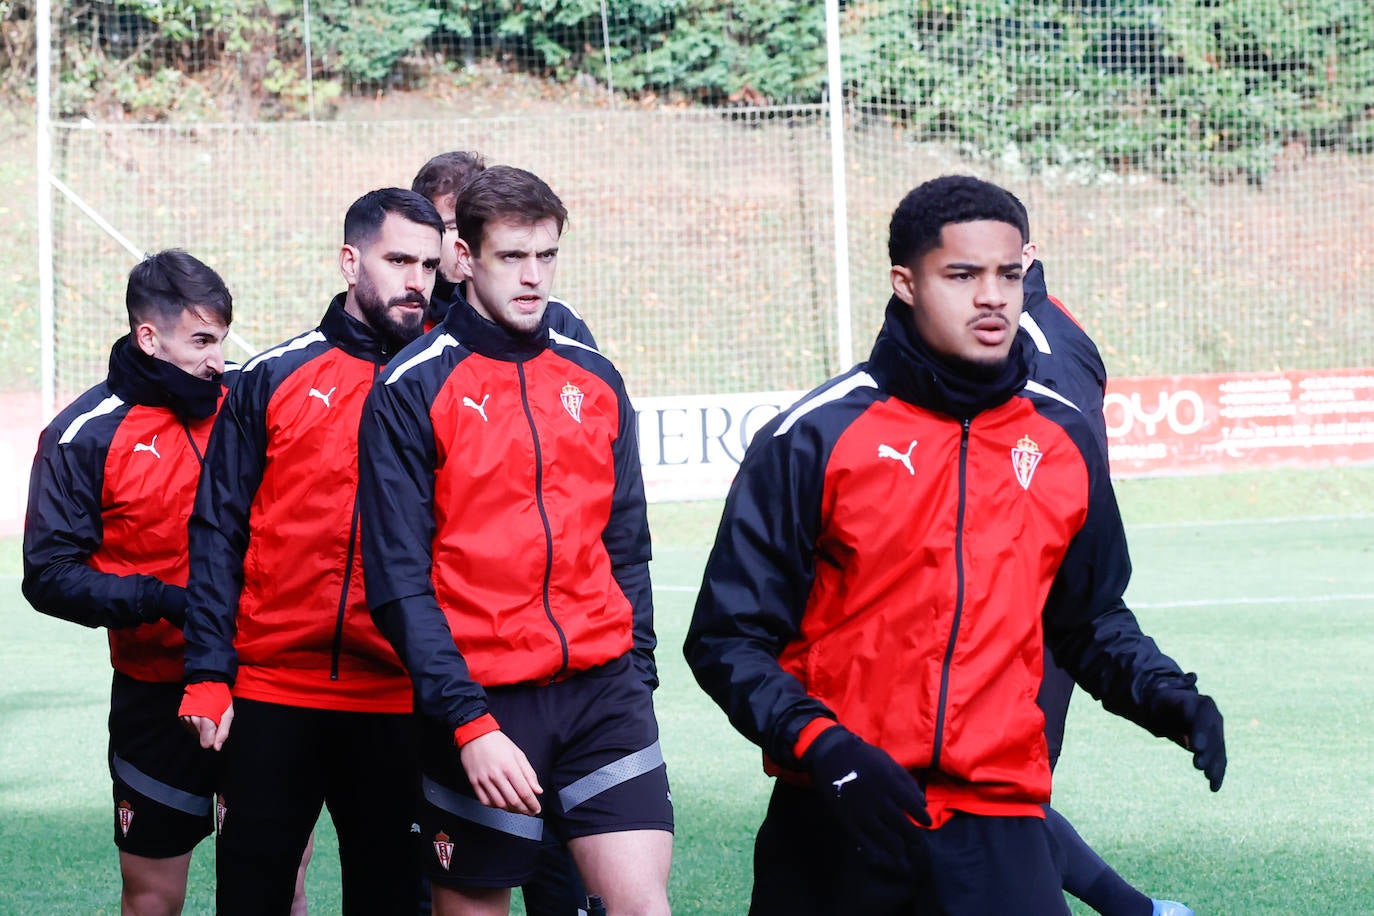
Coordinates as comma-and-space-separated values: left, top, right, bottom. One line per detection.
6, 0, 1371, 179
846, 0, 1374, 182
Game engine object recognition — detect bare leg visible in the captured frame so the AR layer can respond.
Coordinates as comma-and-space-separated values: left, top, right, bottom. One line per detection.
568, 829, 672, 916
290, 831, 315, 916
119, 849, 192, 916
431, 883, 513, 916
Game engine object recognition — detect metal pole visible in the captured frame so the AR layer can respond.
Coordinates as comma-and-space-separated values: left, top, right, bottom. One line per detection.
37, 0, 55, 418
598, 0, 616, 109
303, 0, 316, 122
49, 174, 258, 359
824, 0, 853, 371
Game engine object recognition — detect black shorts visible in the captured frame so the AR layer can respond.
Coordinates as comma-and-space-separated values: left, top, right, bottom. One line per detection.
419, 654, 674, 889
214, 699, 421, 915
751, 782, 1068, 916
107, 671, 217, 858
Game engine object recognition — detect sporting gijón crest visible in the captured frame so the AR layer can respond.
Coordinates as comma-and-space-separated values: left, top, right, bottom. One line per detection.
117, 800, 134, 837
433, 831, 454, 871
1012, 434, 1043, 491
560, 382, 584, 423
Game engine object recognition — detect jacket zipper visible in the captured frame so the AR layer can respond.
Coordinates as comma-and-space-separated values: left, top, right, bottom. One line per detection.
331, 497, 363, 681
180, 420, 205, 466
518, 361, 570, 679
930, 417, 972, 771
330, 365, 375, 680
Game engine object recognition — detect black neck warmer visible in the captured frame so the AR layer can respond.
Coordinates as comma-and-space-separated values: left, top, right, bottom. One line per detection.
106, 334, 222, 422
868, 295, 1032, 420
442, 296, 550, 362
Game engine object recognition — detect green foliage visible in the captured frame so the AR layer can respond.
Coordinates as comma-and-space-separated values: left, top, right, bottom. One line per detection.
845, 0, 1374, 182
307, 0, 441, 86
435, 0, 825, 103
1152, 0, 1374, 176
8, 0, 1372, 179
639, 1, 826, 102
47, 0, 303, 118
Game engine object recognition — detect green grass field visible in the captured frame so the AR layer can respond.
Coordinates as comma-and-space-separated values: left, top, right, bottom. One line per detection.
2, 466, 1373, 914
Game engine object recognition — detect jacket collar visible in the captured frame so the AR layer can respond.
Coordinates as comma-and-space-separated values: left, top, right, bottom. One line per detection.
320, 293, 401, 364
867, 295, 1031, 421
1022, 259, 1048, 316
425, 276, 459, 328
105, 334, 223, 421
441, 293, 550, 362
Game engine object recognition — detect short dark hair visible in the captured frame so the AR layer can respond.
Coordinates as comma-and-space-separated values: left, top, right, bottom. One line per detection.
344, 188, 444, 249
454, 166, 567, 257
1003, 188, 1032, 245
126, 249, 232, 332
411, 151, 487, 210
888, 175, 1029, 268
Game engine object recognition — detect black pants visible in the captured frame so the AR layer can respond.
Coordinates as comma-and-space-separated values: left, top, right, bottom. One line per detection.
214, 699, 421, 916
749, 782, 1068, 916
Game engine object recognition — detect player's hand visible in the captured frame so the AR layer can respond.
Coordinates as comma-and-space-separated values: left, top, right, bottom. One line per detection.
805, 725, 930, 873
459, 730, 543, 815
156, 584, 189, 628
1151, 689, 1227, 791
178, 681, 235, 751
137, 579, 188, 628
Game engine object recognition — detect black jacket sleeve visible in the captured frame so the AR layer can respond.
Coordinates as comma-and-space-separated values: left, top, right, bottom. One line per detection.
603, 377, 656, 688
358, 366, 490, 731
1042, 428, 1202, 730
22, 410, 180, 630
182, 372, 270, 685
683, 411, 840, 769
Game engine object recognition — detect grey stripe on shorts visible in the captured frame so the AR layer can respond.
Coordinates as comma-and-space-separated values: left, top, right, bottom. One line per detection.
421, 774, 544, 841
558, 740, 665, 812
112, 754, 212, 817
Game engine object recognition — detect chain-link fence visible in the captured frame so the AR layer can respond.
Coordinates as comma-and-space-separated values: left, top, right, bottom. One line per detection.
31, 0, 1374, 404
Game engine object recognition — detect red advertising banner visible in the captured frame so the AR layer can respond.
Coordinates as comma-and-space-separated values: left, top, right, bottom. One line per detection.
1106, 368, 1374, 476
0, 392, 43, 537
6, 372, 1372, 534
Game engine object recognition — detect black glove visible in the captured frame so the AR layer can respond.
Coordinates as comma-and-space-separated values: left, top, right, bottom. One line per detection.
1150, 689, 1226, 791
805, 726, 930, 870
138, 579, 188, 629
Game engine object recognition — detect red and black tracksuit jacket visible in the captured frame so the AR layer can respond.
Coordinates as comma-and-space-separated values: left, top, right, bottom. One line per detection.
182, 296, 412, 712
684, 296, 1198, 830
357, 299, 654, 734
23, 337, 221, 684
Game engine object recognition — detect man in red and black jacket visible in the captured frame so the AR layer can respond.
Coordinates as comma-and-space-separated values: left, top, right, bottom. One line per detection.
23, 250, 232, 915
358, 166, 672, 916
684, 176, 1226, 914
177, 188, 444, 915
410, 150, 600, 916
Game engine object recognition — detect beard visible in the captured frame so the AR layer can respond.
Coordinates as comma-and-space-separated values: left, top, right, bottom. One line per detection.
355, 265, 426, 351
